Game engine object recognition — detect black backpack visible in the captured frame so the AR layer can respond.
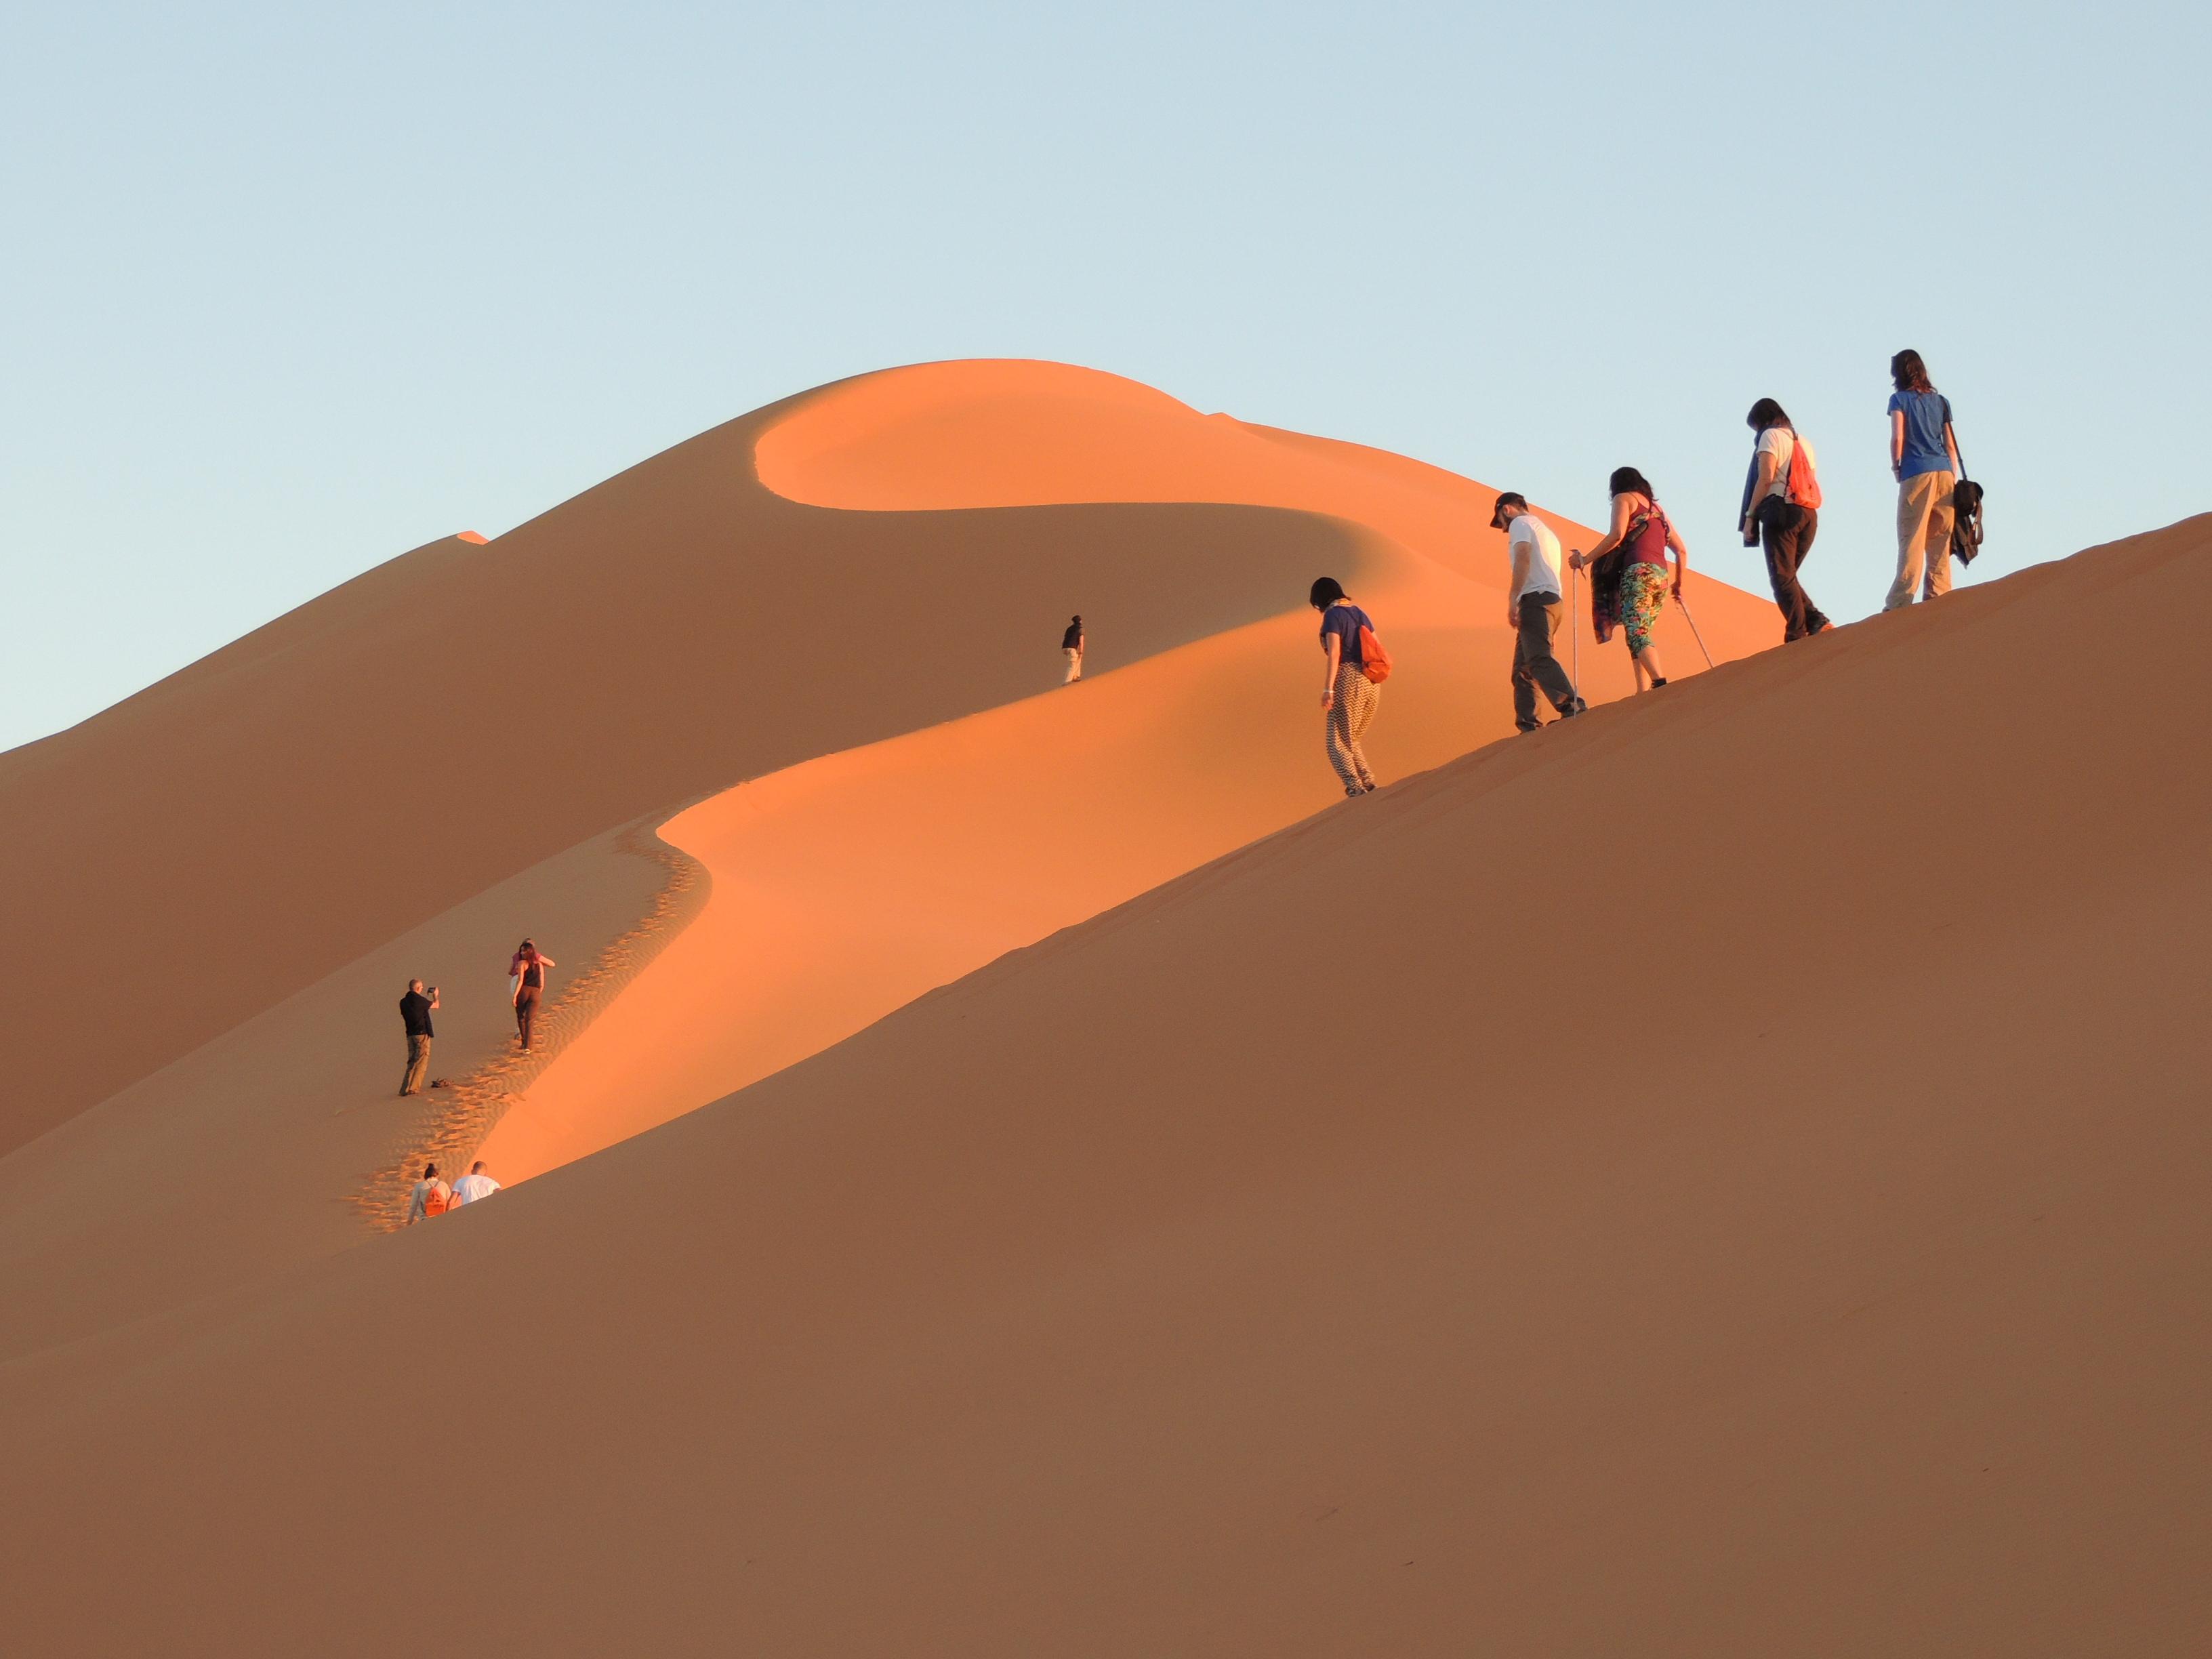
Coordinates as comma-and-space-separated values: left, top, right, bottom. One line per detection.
1950, 417, 1985, 565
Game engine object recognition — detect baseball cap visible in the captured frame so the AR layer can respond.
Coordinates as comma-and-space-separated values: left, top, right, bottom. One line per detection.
1490, 491, 1526, 530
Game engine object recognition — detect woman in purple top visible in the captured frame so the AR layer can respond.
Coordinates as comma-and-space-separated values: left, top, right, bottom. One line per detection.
1568, 467, 1688, 691
1885, 348, 1963, 611
1311, 576, 1379, 797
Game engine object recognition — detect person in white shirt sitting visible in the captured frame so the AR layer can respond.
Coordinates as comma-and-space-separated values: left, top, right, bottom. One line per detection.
450, 1162, 502, 1207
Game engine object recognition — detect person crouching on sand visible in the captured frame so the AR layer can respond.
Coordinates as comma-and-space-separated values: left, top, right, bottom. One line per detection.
398, 977, 438, 1097
510, 939, 555, 1051
1061, 614, 1085, 683
1569, 467, 1687, 692
1311, 577, 1381, 797
406, 1162, 452, 1225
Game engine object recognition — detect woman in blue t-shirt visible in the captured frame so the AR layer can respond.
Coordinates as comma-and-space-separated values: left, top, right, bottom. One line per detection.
1311, 576, 1379, 797
1886, 349, 1963, 611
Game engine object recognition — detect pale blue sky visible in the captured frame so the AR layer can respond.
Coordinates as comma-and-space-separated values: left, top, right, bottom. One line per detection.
4, 1, 2203, 751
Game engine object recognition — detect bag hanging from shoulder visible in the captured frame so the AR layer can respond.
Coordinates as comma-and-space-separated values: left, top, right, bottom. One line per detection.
1357, 623, 1392, 684
1948, 419, 1984, 565
424, 1185, 451, 1218
1784, 433, 1823, 510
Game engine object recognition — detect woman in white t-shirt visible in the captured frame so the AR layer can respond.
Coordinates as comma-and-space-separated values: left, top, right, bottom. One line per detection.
1739, 398, 1832, 643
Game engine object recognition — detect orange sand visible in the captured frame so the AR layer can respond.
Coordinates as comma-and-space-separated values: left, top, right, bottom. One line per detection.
20, 361, 2169, 1655
1, 510, 2206, 1654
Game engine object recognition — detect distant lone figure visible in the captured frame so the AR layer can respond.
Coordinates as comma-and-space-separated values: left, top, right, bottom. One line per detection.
450, 1161, 502, 1206
398, 978, 439, 1097
405, 1162, 452, 1225
1061, 615, 1085, 683
1311, 577, 1380, 796
1491, 492, 1585, 731
1570, 467, 1687, 691
1885, 348, 1962, 610
1740, 399, 1831, 642
510, 939, 556, 1051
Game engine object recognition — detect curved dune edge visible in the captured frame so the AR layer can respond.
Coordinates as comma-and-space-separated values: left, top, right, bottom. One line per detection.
349, 819, 710, 1231
474, 362, 1784, 1183
3, 363, 1361, 1160
474, 548, 1777, 1185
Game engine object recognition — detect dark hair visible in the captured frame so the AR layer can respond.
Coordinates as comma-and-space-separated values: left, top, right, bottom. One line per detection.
1746, 398, 1792, 432
1309, 577, 1346, 609
1891, 350, 1934, 393
1608, 466, 1655, 500
423, 1162, 438, 1179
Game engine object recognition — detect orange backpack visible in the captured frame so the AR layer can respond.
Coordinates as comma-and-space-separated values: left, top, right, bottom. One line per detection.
1358, 623, 1393, 684
423, 1183, 451, 1218
1784, 434, 1824, 510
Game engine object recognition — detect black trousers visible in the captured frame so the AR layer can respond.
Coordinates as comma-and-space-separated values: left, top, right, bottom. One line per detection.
1756, 497, 1830, 641
1512, 593, 1580, 731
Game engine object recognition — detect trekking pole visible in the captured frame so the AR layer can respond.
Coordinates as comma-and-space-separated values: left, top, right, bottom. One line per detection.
1568, 554, 1580, 685
1677, 590, 1717, 670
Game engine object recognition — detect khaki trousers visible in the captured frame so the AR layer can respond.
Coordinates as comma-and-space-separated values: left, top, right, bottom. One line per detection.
1887, 470, 1957, 610
401, 1034, 431, 1096
1063, 647, 1083, 683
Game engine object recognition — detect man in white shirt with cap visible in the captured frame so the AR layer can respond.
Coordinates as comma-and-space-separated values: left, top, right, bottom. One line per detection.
1492, 491, 1586, 732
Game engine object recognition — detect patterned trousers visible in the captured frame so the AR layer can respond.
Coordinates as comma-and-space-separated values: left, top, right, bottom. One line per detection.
1326, 662, 1380, 792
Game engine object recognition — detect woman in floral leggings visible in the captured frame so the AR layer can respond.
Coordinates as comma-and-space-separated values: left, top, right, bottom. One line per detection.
1569, 466, 1689, 691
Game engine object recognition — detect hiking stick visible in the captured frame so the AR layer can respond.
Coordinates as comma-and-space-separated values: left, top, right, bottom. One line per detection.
1568, 556, 1580, 685
1677, 590, 1717, 669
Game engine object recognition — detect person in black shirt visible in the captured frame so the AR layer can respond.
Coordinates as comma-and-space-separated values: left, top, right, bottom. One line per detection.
398, 978, 438, 1096
1061, 615, 1084, 684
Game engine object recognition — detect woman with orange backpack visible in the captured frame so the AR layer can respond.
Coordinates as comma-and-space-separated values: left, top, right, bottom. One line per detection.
1739, 398, 1832, 642
1568, 468, 1687, 691
405, 1162, 453, 1225
1310, 577, 1388, 797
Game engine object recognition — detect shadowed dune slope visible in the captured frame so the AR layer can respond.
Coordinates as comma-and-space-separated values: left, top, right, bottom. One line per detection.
4, 518, 2206, 1655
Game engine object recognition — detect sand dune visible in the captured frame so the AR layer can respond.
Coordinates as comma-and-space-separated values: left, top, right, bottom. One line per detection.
0, 361, 1776, 1355
0, 365, 1380, 1155
1, 510, 2205, 1654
